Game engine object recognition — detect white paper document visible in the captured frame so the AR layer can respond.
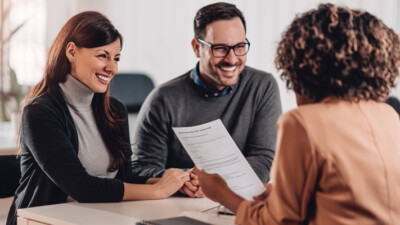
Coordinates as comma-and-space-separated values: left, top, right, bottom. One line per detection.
172, 119, 265, 200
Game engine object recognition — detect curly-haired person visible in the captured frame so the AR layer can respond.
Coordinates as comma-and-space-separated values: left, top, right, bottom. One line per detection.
194, 3, 400, 225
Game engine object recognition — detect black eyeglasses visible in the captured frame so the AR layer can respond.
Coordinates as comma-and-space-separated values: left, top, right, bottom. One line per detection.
197, 38, 250, 58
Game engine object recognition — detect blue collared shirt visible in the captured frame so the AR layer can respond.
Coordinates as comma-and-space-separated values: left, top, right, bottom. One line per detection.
190, 62, 239, 98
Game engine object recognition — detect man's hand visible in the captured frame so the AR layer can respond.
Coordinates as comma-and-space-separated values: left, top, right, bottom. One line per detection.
253, 183, 272, 201
179, 170, 204, 198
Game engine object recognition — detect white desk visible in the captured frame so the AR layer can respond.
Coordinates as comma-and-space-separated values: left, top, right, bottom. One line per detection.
17, 197, 236, 225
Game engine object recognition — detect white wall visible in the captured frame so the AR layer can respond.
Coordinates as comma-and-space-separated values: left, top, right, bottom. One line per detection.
45, 0, 400, 112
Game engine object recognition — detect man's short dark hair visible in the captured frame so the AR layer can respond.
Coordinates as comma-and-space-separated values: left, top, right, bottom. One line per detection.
194, 2, 246, 39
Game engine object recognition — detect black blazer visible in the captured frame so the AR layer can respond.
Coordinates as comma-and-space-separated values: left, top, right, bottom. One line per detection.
7, 87, 146, 225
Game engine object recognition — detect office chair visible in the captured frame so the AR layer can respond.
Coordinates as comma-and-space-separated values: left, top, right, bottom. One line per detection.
0, 155, 20, 198
109, 73, 155, 113
386, 96, 400, 115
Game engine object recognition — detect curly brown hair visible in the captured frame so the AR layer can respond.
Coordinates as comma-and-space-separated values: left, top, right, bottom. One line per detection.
275, 3, 400, 102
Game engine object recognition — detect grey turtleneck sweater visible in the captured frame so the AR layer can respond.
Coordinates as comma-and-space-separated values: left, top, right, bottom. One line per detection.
59, 75, 118, 179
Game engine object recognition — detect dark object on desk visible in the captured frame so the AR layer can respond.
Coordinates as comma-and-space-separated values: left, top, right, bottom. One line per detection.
110, 73, 155, 113
218, 210, 235, 216
136, 216, 212, 225
386, 96, 400, 115
217, 205, 235, 216
0, 155, 20, 198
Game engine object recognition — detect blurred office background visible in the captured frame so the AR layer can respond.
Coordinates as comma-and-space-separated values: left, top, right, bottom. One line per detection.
2, 0, 400, 115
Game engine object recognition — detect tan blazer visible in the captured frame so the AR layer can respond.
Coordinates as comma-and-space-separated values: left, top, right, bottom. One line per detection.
236, 98, 400, 225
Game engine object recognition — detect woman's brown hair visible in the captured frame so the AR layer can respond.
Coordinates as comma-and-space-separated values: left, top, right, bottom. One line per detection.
275, 3, 400, 102
19, 11, 128, 171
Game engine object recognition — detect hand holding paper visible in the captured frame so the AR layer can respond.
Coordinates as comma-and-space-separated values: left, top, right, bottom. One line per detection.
172, 119, 265, 200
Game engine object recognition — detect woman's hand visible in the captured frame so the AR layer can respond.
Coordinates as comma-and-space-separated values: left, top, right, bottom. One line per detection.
253, 183, 272, 201
193, 167, 229, 203
193, 167, 244, 213
154, 169, 190, 198
179, 170, 204, 198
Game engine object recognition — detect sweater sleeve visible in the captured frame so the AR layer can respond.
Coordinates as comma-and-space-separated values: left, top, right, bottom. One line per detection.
235, 112, 318, 225
243, 73, 282, 182
131, 89, 170, 177
22, 102, 124, 202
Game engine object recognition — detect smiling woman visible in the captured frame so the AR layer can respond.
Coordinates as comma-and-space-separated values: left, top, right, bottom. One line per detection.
6, 11, 189, 225
66, 39, 121, 93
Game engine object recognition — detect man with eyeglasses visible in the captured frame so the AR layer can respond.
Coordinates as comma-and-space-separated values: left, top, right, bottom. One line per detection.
131, 2, 282, 198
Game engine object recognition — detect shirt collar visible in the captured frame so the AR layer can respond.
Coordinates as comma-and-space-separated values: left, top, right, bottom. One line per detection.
190, 62, 239, 98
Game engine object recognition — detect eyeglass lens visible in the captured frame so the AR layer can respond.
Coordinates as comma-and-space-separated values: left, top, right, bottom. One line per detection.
212, 43, 249, 57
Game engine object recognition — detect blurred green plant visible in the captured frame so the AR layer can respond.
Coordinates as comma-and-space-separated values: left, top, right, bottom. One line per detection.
0, 66, 23, 121
0, 0, 25, 121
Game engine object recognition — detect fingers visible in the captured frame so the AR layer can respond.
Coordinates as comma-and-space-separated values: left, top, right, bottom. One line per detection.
264, 183, 272, 190
192, 167, 208, 181
184, 180, 198, 191
161, 169, 189, 190
182, 183, 203, 198
181, 185, 196, 198
192, 166, 201, 175
166, 168, 190, 180
252, 183, 272, 201
180, 172, 191, 184
179, 170, 201, 198
179, 187, 186, 195
189, 173, 199, 186
194, 187, 204, 198
156, 169, 192, 199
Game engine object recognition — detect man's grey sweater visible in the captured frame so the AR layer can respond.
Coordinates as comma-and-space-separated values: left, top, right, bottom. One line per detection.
131, 66, 282, 182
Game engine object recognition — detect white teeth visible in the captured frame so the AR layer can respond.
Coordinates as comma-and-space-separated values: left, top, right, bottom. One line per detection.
97, 75, 110, 81
220, 66, 236, 71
